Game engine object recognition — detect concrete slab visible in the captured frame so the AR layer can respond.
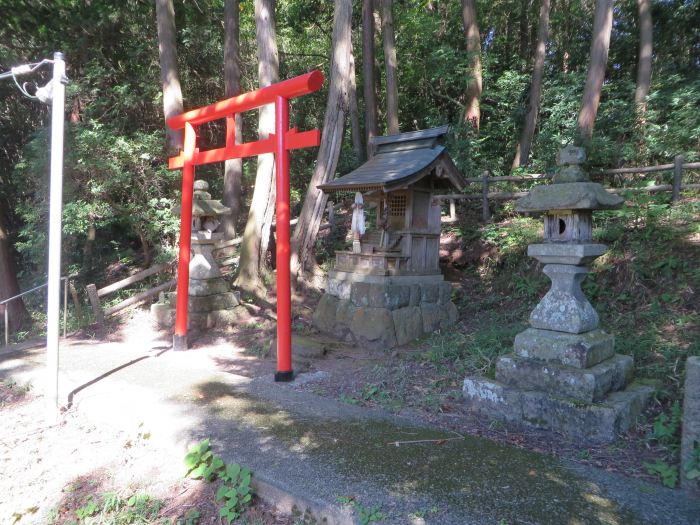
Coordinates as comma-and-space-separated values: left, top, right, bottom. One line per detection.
3, 340, 698, 525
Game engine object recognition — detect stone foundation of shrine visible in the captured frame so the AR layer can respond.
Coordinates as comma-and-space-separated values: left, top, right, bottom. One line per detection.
312, 271, 458, 350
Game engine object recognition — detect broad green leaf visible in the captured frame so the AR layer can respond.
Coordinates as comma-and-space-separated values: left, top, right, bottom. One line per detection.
227, 463, 241, 479
189, 463, 207, 479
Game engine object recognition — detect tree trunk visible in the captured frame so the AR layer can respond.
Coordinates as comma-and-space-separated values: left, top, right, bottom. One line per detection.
373, 6, 384, 134
513, 0, 551, 168
577, 0, 613, 142
362, 0, 379, 155
349, 48, 365, 163
381, 0, 400, 135
222, 0, 244, 239
234, 0, 279, 294
290, 0, 353, 277
461, 0, 482, 130
519, 0, 531, 62
0, 208, 27, 333
155, 0, 184, 152
634, 0, 653, 110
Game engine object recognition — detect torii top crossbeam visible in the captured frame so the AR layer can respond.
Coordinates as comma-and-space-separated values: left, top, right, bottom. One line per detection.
167, 70, 324, 381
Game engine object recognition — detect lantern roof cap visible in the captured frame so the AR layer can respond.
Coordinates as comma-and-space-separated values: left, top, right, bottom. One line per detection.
515, 182, 623, 213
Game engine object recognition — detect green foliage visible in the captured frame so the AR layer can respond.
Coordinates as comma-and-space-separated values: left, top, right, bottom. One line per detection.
67, 491, 162, 524
684, 441, 700, 481
422, 325, 524, 379
649, 402, 682, 448
336, 496, 386, 525
184, 439, 253, 524
643, 460, 679, 489
184, 438, 221, 481
175, 508, 201, 525
75, 497, 98, 520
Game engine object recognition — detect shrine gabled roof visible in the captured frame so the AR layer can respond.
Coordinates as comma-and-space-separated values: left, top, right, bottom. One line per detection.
317, 126, 465, 194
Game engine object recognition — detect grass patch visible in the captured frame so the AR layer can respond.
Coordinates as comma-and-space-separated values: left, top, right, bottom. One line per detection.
420, 324, 525, 379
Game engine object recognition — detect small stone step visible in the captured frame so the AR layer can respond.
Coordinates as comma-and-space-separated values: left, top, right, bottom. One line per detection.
514, 327, 615, 369
151, 302, 175, 328
462, 376, 658, 443
496, 353, 633, 403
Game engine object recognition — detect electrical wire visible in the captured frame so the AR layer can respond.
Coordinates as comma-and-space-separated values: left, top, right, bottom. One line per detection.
0, 58, 54, 99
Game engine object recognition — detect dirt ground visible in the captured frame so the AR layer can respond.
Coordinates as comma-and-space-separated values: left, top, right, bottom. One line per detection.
0, 333, 295, 525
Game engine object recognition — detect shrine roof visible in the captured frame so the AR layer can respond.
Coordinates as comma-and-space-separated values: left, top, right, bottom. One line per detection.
318, 126, 465, 193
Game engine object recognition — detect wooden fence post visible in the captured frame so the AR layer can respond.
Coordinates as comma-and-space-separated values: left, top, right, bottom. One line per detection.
68, 280, 84, 327
481, 170, 491, 223
673, 154, 684, 203
86, 283, 104, 326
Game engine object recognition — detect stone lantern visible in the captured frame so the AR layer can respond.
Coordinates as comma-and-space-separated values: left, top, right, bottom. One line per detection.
462, 146, 657, 443
151, 180, 242, 330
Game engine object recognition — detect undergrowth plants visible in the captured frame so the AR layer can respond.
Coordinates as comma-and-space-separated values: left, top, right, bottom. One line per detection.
183, 439, 253, 524
65, 491, 163, 524
643, 401, 683, 487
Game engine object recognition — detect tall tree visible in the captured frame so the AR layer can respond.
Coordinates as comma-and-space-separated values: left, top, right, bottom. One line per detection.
291, 0, 353, 277
513, 0, 551, 167
349, 50, 365, 163
381, 0, 400, 134
362, 0, 379, 154
461, 0, 482, 130
634, 0, 653, 110
235, 0, 279, 294
155, 0, 184, 152
0, 209, 27, 333
222, 0, 243, 239
577, 0, 613, 141
519, 0, 532, 62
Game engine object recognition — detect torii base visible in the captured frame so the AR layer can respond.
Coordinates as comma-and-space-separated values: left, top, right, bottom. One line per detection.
173, 334, 188, 352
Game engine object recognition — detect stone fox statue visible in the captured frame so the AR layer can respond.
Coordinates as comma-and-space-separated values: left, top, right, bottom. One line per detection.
350, 192, 365, 253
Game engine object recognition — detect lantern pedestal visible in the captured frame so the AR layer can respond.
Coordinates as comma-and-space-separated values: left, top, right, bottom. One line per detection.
463, 146, 658, 443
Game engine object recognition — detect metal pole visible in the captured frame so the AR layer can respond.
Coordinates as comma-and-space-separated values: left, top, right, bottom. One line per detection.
274, 95, 293, 382
63, 277, 68, 338
46, 52, 66, 414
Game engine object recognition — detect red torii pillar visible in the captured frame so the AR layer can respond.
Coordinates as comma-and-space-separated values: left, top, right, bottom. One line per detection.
167, 71, 324, 381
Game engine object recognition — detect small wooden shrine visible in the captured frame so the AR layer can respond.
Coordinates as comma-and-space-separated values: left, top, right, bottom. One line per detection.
312, 126, 466, 349
318, 125, 465, 277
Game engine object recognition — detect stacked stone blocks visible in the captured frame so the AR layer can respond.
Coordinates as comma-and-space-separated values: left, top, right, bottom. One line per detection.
313, 278, 458, 349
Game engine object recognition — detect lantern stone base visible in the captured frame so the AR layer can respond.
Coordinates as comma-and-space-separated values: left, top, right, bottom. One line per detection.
463, 327, 658, 442
462, 375, 657, 443
313, 273, 458, 349
151, 290, 245, 331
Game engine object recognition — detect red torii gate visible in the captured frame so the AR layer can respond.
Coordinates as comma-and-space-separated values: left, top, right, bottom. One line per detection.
167, 70, 324, 381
